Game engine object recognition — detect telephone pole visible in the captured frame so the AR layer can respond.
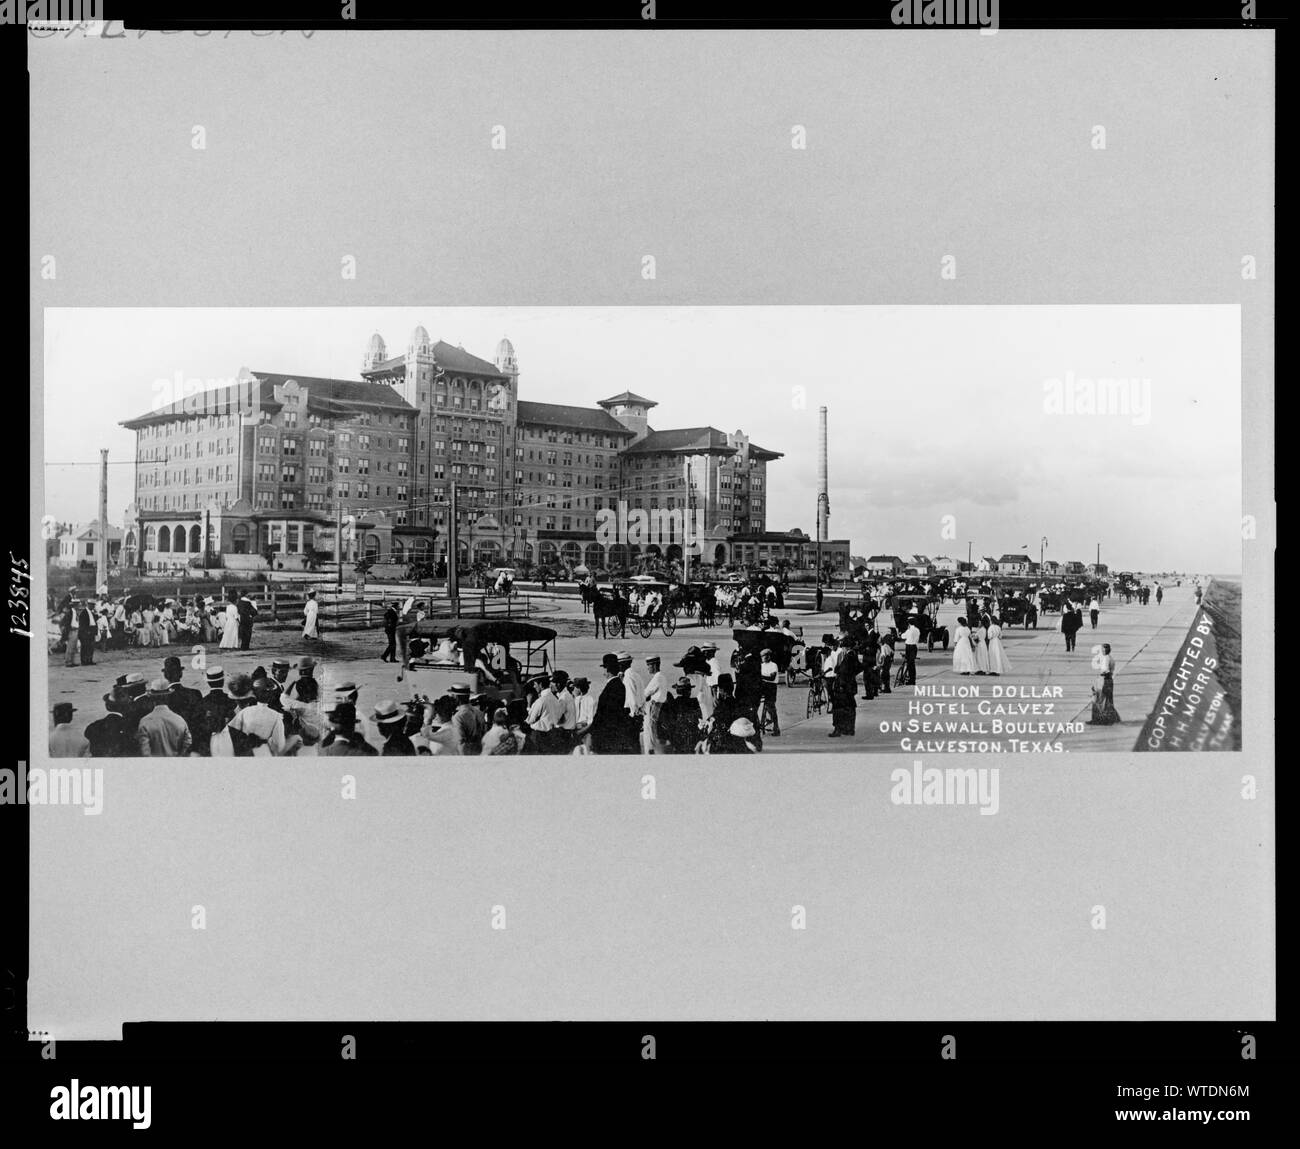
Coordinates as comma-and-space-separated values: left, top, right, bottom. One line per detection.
96, 449, 109, 592
684, 457, 692, 588
448, 481, 460, 612
335, 493, 343, 593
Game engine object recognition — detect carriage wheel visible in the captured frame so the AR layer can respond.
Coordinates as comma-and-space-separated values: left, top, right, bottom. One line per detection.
662, 613, 676, 637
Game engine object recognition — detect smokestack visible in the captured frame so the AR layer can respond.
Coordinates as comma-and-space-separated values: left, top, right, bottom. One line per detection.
97, 448, 109, 593
817, 406, 829, 543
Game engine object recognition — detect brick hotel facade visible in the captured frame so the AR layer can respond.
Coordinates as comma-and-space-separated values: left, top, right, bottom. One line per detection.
119, 329, 844, 573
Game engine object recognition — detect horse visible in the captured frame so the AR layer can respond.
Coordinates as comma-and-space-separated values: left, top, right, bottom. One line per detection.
578, 581, 599, 615
591, 591, 630, 639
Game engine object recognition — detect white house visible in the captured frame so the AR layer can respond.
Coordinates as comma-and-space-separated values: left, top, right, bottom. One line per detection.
55, 521, 123, 568
865, 554, 905, 574
997, 553, 1032, 574
977, 555, 998, 573
931, 555, 957, 573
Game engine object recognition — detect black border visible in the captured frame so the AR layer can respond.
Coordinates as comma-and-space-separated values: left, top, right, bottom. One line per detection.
9, 0, 1283, 1127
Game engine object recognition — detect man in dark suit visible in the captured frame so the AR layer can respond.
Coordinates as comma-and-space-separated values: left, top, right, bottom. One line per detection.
85, 690, 131, 757
76, 601, 97, 665
161, 655, 204, 733
196, 665, 238, 756
591, 653, 636, 754
381, 603, 399, 662
236, 593, 258, 650
828, 639, 860, 737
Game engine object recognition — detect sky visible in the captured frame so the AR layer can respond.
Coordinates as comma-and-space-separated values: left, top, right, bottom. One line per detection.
42, 305, 1242, 573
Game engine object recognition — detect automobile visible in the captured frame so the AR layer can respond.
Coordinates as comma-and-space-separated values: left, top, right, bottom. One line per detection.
998, 595, 1039, 628
397, 617, 558, 704
891, 594, 950, 651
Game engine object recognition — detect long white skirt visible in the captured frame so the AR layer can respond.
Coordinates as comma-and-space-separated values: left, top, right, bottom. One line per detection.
952, 636, 976, 674
987, 633, 1012, 674
220, 612, 240, 649
973, 635, 990, 673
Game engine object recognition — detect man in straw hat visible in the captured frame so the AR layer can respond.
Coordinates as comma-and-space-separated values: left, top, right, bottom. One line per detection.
136, 678, 193, 756
641, 654, 670, 754
320, 700, 378, 756
372, 699, 415, 757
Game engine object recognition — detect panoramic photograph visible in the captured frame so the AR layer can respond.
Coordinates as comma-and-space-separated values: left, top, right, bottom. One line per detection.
40, 304, 1242, 759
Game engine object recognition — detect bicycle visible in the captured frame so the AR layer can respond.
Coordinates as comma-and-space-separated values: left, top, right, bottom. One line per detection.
806, 673, 827, 718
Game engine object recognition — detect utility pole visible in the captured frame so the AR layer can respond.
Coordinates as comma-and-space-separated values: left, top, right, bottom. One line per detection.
684, 456, 692, 588
96, 449, 109, 593
967, 540, 972, 568
1040, 535, 1047, 572
335, 493, 343, 593
448, 481, 460, 612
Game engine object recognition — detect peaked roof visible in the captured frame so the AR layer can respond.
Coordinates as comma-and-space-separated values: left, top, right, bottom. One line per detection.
866, 555, 904, 563
597, 391, 657, 408
515, 401, 632, 434
623, 427, 783, 458
363, 341, 509, 379
998, 553, 1032, 562
74, 520, 123, 540
120, 373, 416, 428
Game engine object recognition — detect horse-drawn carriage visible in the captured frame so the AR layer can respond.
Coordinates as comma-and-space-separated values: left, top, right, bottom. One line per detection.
396, 617, 557, 704
892, 595, 950, 651
730, 627, 799, 672
618, 577, 680, 638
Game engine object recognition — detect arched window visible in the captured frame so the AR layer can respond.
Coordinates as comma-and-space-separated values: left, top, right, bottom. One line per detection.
157, 526, 170, 553
364, 534, 381, 560
391, 539, 404, 561
173, 526, 187, 552
231, 524, 250, 555
189, 525, 202, 552
144, 526, 156, 552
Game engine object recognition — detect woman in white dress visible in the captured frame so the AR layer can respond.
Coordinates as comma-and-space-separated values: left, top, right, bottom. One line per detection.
951, 617, 976, 675
219, 597, 241, 649
302, 591, 320, 640
972, 615, 991, 675
986, 617, 1012, 675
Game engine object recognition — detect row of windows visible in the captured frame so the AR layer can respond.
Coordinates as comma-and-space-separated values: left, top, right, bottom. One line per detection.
142, 465, 236, 487
139, 414, 238, 438
140, 437, 236, 462
517, 426, 624, 449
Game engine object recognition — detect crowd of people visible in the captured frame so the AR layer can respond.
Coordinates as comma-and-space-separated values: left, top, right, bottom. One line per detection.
51, 589, 267, 663
46, 643, 776, 757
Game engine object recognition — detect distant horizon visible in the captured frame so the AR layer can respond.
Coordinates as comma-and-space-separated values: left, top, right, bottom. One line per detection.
43, 306, 1243, 574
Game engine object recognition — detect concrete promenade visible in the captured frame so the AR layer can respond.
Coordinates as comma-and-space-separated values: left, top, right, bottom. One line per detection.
44, 582, 1203, 756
